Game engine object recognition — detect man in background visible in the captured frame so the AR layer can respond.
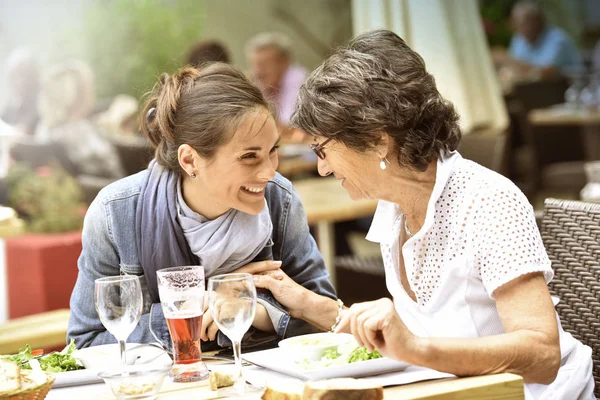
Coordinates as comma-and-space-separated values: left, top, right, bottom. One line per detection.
508, 1, 581, 79
246, 32, 308, 141
186, 40, 231, 66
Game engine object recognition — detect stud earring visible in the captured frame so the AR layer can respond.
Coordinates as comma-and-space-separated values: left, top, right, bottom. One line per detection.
190, 173, 196, 178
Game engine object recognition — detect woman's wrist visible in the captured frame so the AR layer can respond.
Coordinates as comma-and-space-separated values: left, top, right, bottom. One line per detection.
405, 335, 431, 367
252, 303, 275, 332
296, 292, 339, 331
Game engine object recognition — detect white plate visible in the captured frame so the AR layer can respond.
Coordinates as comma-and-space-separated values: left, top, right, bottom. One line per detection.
74, 343, 171, 370
243, 348, 409, 380
52, 368, 104, 388
278, 332, 355, 361
50, 343, 172, 388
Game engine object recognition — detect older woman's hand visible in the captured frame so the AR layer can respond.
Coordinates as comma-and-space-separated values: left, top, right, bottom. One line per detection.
336, 298, 419, 362
252, 269, 307, 319
231, 260, 282, 276
200, 260, 283, 341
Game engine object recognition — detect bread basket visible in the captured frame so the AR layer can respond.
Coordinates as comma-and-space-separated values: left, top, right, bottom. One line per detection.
0, 371, 55, 400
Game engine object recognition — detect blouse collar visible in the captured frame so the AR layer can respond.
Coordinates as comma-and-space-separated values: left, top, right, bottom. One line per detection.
366, 151, 462, 243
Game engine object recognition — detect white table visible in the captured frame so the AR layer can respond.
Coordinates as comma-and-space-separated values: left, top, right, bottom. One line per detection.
47, 372, 524, 399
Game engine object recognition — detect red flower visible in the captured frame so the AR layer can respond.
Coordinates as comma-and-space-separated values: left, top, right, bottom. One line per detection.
36, 166, 52, 177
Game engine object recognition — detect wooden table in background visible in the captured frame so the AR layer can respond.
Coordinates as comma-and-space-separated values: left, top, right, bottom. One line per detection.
529, 107, 600, 161
277, 156, 316, 178
0, 308, 70, 354
292, 177, 378, 286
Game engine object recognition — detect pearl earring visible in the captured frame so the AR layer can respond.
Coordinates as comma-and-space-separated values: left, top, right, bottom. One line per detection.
379, 159, 387, 170
190, 173, 196, 178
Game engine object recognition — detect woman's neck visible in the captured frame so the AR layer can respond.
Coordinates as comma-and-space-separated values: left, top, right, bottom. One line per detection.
181, 175, 230, 220
379, 160, 437, 232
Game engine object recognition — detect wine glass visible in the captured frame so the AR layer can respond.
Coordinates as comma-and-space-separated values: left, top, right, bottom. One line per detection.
207, 273, 257, 394
95, 275, 143, 366
157, 265, 209, 382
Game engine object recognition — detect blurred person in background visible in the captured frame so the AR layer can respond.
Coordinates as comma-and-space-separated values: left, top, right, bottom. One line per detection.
186, 39, 231, 66
34, 60, 124, 179
507, 1, 581, 79
1, 48, 40, 137
246, 32, 308, 142
95, 94, 140, 137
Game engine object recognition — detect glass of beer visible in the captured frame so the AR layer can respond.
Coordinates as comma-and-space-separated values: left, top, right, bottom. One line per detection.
157, 265, 209, 382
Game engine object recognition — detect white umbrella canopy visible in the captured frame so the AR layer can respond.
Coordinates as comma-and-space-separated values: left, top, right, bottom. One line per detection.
0, 119, 14, 179
351, 0, 508, 134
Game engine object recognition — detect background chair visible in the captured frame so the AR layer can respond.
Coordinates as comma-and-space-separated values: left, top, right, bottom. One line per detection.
541, 198, 600, 396
458, 128, 508, 175
110, 136, 154, 176
511, 79, 586, 198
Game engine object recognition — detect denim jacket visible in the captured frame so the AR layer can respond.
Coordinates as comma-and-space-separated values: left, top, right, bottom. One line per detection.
68, 170, 336, 349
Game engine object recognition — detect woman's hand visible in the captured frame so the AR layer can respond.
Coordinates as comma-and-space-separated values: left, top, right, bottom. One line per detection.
231, 260, 282, 276
200, 260, 283, 341
252, 269, 310, 319
336, 298, 420, 362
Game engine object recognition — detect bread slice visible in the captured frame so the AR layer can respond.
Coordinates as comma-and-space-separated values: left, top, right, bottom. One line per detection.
209, 370, 235, 391
0, 359, 21, 395
261, 379, 304, 400
303, 378, 383, 400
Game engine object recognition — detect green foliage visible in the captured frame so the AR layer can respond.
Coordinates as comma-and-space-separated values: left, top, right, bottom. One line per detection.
5, 163, 84, 234
479, 0, 514, 48
3, 340, 83, 372
81, 0, 203, 99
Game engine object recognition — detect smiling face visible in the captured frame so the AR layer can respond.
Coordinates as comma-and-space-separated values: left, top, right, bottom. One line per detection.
313, 136, 384, 201
180, 108, 280, 218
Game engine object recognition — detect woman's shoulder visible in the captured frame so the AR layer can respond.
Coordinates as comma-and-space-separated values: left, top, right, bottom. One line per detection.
455, 158, 522, 195
94, 169, 149, 205
454, 158, 531, 211
265, 172, 294, 200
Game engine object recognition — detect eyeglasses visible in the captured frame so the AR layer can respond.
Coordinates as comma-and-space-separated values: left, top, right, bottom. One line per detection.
310, 138, 333, 160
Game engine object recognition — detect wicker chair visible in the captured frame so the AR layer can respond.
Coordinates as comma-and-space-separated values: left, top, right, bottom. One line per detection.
541, 198, 600, 396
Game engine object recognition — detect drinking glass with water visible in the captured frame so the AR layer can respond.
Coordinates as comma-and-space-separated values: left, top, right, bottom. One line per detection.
95, 275, 143, 367
208, 273, 257, 395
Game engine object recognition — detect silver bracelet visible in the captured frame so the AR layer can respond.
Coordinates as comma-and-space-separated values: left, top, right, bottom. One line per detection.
330, 298, 344, 332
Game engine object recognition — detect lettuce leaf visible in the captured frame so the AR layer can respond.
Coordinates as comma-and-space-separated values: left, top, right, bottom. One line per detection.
3, 339, 83, 372
348, 346, 383, 363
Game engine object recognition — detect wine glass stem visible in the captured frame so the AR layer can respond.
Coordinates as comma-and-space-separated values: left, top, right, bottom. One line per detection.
119, 340, 127, 366
232, 340, 242, 382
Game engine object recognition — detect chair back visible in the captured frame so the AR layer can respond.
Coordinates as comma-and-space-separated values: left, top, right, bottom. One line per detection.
110, 136, 154, 176
458, 129, 508, 175
10, 140, 79, 176
541, 198, 600, 396
512, 78, 569, 112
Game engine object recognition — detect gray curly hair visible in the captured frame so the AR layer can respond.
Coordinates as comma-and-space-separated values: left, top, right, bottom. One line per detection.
291, 29, 461, 171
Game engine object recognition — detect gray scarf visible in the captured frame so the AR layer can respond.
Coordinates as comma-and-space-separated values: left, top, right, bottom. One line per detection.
176, 177, 272, 278
135, 161, 272, 303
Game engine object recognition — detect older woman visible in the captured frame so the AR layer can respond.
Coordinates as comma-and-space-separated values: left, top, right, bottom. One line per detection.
253, 30, 594, 399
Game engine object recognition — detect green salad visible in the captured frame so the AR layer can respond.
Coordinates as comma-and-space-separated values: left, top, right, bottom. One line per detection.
3, 339, 83, 373
299, 343, 382, 370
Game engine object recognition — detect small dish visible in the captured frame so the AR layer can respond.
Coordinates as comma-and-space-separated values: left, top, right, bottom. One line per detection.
278, 332, 355, 362
98, 363, 171, 400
